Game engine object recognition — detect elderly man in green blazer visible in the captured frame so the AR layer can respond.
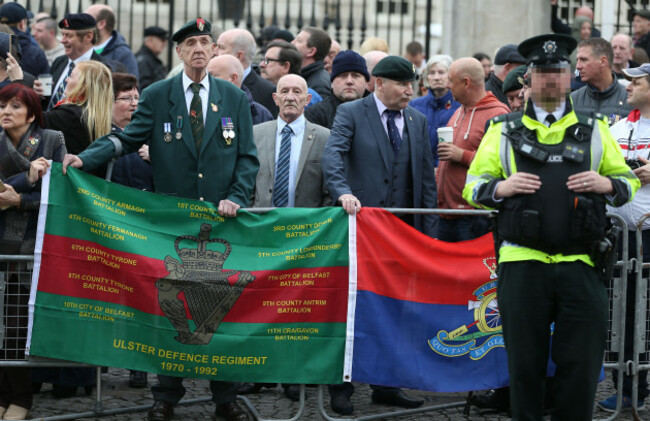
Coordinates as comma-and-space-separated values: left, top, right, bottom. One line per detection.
63, 18, 258, 421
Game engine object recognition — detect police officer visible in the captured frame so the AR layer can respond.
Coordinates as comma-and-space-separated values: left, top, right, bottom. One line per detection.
463, 34, 640, 421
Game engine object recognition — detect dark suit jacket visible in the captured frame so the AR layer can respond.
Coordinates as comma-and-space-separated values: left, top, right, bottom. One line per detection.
252, 119, 331, 207
50, 51, 107, 92
243, 70, 279, 118
322, 94, 437, 235
78, 72, 259, 206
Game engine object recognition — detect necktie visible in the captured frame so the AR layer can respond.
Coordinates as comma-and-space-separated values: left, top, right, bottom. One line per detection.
385, 109, 402, 155
544, 114, 556, 127
272, 125, 293, 207
190, 82, 204, 150
48, 62, 75, 110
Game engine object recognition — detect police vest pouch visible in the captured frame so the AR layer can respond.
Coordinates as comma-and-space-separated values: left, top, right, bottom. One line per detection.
497, 195, 541, 245
569, 193, 608, 244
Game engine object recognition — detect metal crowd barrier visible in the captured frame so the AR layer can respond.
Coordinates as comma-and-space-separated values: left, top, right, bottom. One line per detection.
0, 209, 640, 420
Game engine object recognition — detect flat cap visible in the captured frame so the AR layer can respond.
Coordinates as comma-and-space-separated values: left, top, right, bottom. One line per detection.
517, 33, 576, 67
502, 65, 528, 93
0, 2, 27, 24
331, 50, 369, 81
171, 18, 212, 43
372, 55, 416, 82
634, 9, 650, 20
144, 26, 168, 39
59, 13, 96, 30
494, 44, 526, 65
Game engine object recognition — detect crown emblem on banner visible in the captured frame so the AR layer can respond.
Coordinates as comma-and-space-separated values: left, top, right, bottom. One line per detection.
175, 223, 229, 274
483, 257, 497, 279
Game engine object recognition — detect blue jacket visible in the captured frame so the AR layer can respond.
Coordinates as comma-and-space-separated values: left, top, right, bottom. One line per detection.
99, 30, 139, 79
409, 89, 460, 167
12, 27, 49, 76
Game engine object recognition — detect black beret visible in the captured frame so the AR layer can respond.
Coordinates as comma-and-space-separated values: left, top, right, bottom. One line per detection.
502, 65, 528, 94
144, 26, 168, 39
59, 13, 96, 30
0, 2, 27, 24
634, 9, 650, 20
372, 55, 416, 82
171, 18, 212, 43
494, 44, 526, 65
517, 33, 577, 67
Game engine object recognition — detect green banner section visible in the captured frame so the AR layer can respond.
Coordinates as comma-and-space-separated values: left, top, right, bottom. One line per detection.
30, 164, 349, 384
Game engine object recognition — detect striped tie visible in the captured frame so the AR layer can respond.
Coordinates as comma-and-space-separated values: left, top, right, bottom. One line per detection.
190, 82, 204, 150
48, 62, 75, 110
272, 125, 293, 207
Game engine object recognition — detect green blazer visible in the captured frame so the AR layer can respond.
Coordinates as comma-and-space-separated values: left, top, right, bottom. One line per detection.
79, 72, 259, 206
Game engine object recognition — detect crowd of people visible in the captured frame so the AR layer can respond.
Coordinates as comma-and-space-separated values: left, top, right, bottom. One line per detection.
0, 1, 649, 420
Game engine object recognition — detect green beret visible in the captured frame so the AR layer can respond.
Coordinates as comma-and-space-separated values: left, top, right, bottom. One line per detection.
171, 18, 212, 43
502, 65, 527, 94
372, 55, 416, 82
634, 9, 650, 20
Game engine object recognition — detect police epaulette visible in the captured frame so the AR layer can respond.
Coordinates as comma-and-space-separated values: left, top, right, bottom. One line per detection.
575, 113, 599, 128
493, 111, 524, 131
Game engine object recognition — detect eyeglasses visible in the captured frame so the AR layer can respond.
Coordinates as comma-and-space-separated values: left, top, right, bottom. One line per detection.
262, 57, 283, 65
115, 96, 140, 103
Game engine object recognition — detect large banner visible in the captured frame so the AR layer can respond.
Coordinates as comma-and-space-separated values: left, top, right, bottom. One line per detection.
346, 209, 507, 392
28, 164, 349, 384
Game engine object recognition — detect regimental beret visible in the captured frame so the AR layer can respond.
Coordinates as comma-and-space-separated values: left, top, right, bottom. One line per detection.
59, 13, 96, 30
171, 18, 212, 43
331, 50, 369, 82
517, 33, 577, 67
144, 26, 168, 39
372, 55, 416, 82
634, 9, 650, 20
0, 2, 27, 24
502, 65, 528, 94
494, 44, 526, 65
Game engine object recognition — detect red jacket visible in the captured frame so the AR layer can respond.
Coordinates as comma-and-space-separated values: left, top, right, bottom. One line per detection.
436, 92, 510, 214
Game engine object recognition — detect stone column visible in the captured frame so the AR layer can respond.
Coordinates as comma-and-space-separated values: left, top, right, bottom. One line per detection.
442, 0, 550, 59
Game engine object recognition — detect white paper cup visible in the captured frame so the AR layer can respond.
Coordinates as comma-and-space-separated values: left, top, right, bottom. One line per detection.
38, 74, 53, 96
437, 127, 453, 143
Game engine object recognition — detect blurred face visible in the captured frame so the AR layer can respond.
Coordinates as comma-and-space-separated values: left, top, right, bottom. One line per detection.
626, 76, 650, 109
0, 96, 34, 134
611, 35, 631, 66
64, 67, 80, 97
148, 36, 167, 55
633, 15, 650, 37
506, 88, 524, 111
580, 21, 592, 40
214, 32, 234, 56
61, 29, 91, 60
33, 21, 53, 45
260, 46, 287, 84
176, 35, 214, 72
575, 46, 601, 84
332, 71, 366, 102
273, 75, 311, 123
448, 67, 466, 104
480, 58, 491, 80
324, 42, 341, 73
113, 88, 138, 128
427, 63, 449, 93
292, 31, 312, 59
376, 77, 413, 110
529, 67, 571, 106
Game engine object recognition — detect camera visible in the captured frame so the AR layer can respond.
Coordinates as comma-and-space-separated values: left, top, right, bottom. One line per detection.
626, 159, 642, 170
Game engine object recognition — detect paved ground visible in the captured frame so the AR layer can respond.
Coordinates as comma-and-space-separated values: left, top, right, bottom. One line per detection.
23, 368, 648, 420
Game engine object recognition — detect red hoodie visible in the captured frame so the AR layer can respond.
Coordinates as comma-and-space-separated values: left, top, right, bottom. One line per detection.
436, 92, 510, 214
